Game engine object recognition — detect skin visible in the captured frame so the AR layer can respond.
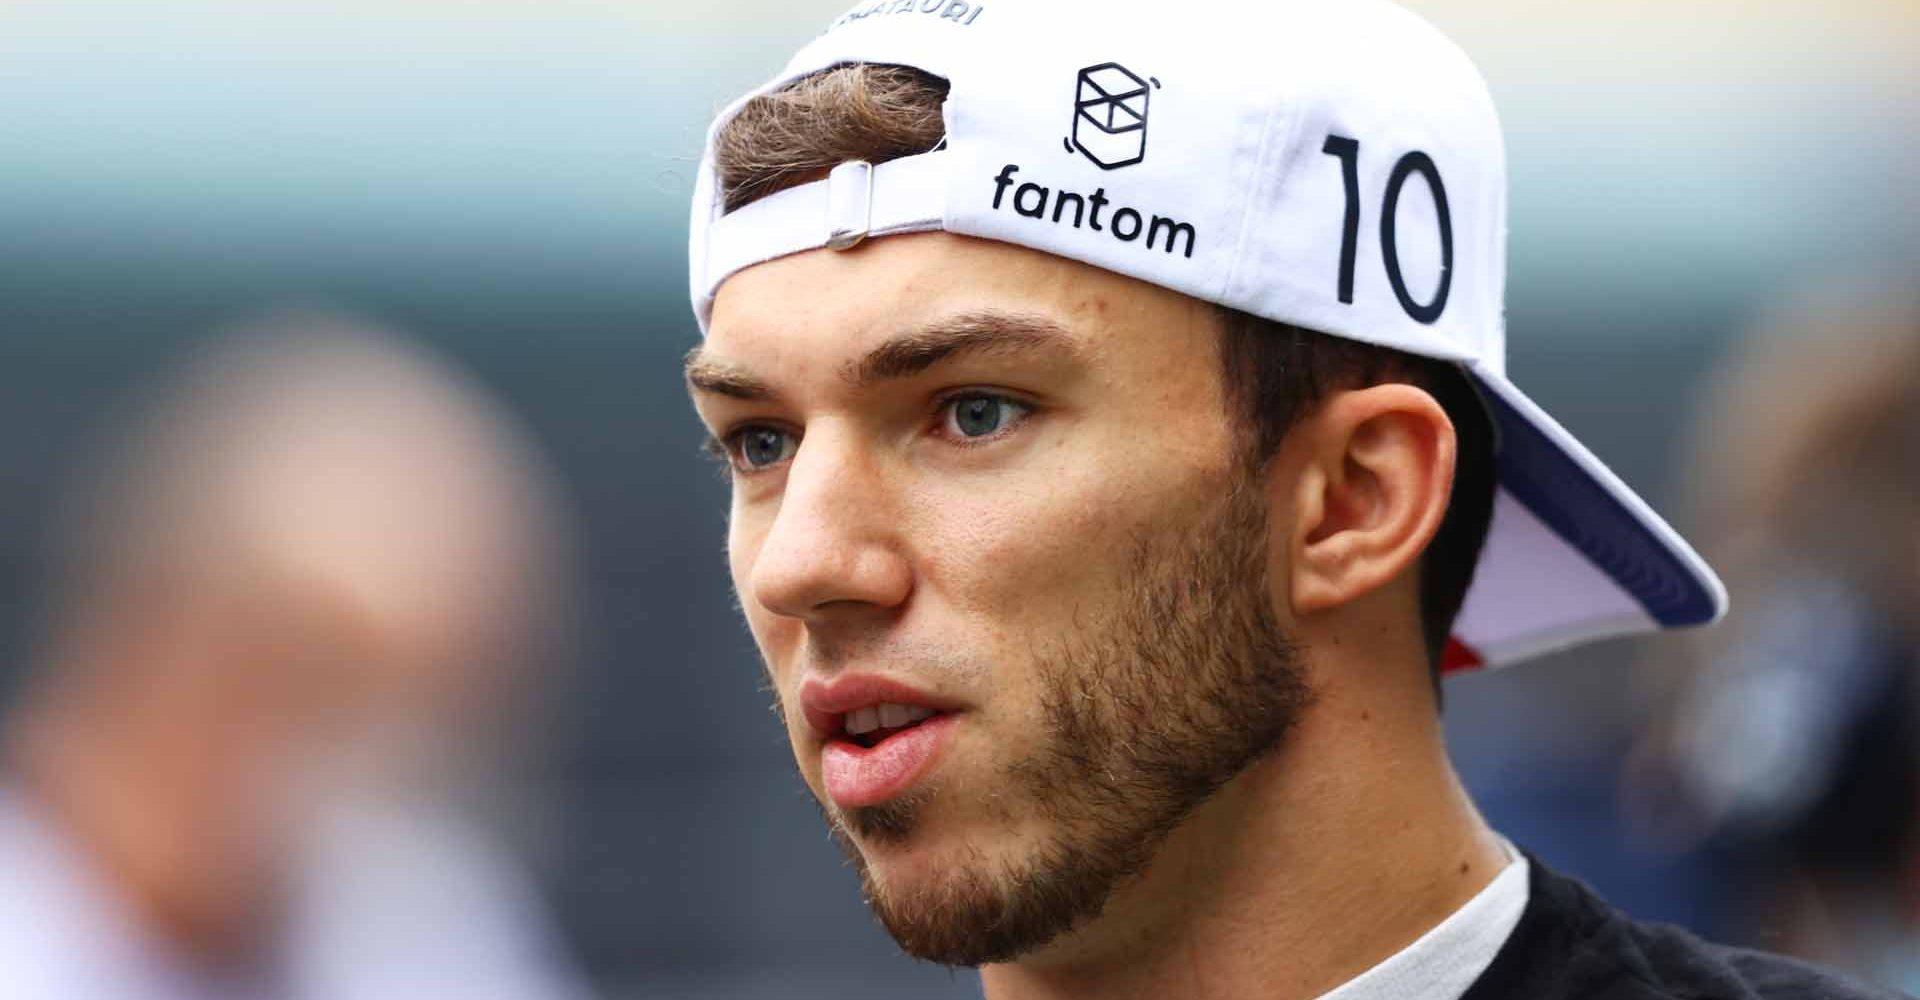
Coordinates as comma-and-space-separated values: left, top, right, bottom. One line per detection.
692, 232, 1507, 1000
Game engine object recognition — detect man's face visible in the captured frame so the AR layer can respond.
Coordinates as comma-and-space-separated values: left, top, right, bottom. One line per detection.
692, 233, 1310, 965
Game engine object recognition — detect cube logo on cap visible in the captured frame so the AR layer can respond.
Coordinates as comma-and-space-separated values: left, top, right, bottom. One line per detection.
1070, 63, 1158, 170
687, 0, 1730, 672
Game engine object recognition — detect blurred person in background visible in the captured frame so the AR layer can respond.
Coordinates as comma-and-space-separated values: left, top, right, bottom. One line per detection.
0, 313, 592, 1000
1627, 282, 1920, 991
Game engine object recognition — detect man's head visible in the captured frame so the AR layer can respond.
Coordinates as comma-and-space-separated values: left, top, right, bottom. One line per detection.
712, 65, 1497, 678
687, 64, 1493, 966
686, 0, 1724, 972
10, 315, 571, 956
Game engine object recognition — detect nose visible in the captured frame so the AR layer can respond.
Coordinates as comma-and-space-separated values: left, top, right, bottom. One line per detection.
747, 428, 913, 623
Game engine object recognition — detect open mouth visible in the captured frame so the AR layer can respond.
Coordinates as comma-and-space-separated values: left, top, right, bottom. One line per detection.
802, 677, 964, 808
837, 703, 941, 749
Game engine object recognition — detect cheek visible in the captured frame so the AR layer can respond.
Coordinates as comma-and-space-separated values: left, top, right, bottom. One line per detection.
726, 511, 791, 659
909, 448, 1208, 625
728, 519, 811, 750
725, 513, 760, 608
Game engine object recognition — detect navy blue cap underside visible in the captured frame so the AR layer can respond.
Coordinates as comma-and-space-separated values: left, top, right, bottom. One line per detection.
1474, 374, 1720, 628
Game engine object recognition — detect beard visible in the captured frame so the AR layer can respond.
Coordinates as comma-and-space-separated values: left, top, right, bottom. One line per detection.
822, 469, 1314, 967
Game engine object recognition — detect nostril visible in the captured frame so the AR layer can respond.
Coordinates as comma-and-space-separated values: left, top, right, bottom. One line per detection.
746, 467, 915, 619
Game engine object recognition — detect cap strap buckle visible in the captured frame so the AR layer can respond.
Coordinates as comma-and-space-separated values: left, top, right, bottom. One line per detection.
825, 160, 874, 251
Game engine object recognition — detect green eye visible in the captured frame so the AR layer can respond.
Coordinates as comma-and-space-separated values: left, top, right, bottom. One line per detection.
945, 394, 1028, 439
732, 427, 797, 470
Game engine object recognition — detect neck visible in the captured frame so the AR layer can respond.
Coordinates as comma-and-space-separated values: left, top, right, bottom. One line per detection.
981, 662, 1505, 1000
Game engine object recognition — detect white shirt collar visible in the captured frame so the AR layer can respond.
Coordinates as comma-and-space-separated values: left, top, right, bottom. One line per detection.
1313, 850, 1530, 1000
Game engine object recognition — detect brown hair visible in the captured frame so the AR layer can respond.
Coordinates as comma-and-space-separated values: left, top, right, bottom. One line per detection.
711, 64, 1496, 690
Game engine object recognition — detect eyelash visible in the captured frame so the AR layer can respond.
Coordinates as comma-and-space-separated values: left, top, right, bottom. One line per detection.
931, 389, 1035, 445
700, 435, 733, 469
709, 390, 1037, 476
711, 423, 799, 477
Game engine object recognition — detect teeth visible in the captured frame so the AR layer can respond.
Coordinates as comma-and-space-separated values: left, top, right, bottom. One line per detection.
843, 703, 937, 737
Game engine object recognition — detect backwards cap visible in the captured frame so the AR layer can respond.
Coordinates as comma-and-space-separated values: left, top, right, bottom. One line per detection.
689, 0, 1727, 670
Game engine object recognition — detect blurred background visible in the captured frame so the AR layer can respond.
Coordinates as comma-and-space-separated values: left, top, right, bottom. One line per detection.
0, 0, 1914, 997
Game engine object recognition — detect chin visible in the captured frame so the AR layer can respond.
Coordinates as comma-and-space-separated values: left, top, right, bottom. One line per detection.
855, 829, 1089, 968
855, 837, 967, 897
833, 786, 1008, 874
834, 784, 965, 855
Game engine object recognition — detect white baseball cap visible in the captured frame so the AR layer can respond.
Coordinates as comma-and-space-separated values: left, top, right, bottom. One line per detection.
687, 0, 1727, 671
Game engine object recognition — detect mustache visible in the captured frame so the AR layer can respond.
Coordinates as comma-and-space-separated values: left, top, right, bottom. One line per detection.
764, 633, 990, 711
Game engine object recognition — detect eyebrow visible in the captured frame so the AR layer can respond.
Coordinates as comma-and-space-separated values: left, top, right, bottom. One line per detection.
685, 310, 1079, 400
684, 349, 774, 400
845, 311, 1078, 387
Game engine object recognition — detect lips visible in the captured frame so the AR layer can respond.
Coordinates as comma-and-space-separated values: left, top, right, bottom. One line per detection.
799, 675, 962, 809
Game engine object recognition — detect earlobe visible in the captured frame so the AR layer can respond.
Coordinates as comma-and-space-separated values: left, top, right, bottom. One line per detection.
1288, 385, 1456, 617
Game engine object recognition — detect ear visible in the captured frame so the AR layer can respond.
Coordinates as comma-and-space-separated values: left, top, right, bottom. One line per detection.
1284, 384, 1456, 617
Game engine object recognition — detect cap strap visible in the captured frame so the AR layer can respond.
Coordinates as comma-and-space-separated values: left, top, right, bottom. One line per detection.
701, 150, 951, 307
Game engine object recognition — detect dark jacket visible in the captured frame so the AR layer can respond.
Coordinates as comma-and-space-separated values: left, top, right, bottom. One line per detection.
1462, 857, 1908, 1000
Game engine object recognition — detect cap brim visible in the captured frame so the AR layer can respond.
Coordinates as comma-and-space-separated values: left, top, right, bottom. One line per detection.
1442, 363, 1727, 672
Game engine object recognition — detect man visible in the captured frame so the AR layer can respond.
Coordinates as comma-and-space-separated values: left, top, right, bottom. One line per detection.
682, 1, 1896, 998
0, 314, 590, 1000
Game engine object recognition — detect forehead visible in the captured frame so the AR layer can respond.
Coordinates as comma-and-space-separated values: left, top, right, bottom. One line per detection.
705, 232, 1216, 370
